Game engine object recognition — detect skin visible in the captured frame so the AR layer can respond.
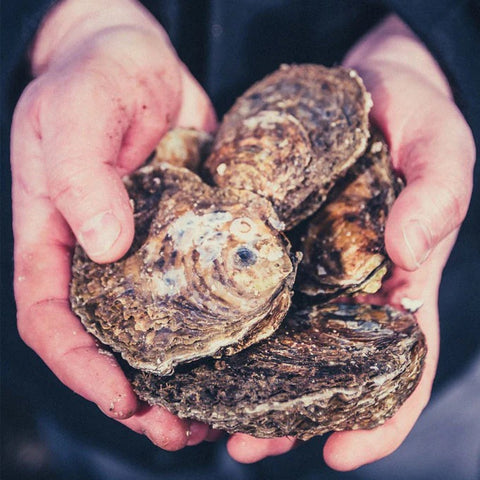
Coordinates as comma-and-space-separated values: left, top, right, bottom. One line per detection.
11, 0, 475, 470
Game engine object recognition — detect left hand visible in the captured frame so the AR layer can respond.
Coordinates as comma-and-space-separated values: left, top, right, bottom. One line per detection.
226, 14, 476, 468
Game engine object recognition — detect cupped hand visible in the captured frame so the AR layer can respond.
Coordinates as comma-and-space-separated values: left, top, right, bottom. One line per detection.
12, 0, 216, 449
226, 15, 475, 467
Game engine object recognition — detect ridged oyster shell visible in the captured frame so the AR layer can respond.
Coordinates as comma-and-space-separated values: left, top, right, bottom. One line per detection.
132, 303, 426, 440
205, 64, 372, 229
71, 147, 298, 375
297, 129, 403, 299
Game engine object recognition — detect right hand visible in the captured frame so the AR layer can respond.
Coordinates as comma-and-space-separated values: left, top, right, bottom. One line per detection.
11, 0, 216, 449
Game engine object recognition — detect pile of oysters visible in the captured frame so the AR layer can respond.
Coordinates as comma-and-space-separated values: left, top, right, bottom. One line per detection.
71, 64, 426, 440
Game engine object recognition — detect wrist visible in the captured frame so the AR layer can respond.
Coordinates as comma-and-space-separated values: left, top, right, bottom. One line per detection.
32, 0, 167, 75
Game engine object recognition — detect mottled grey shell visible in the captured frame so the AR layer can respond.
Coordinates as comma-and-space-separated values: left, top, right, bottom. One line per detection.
71, 154, 298, 375
132, 303, 426, 440
297, 129, 403, 299
205, 64, 372, 229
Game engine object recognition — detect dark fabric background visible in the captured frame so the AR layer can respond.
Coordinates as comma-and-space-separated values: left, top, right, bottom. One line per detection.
2, 1, 479, 479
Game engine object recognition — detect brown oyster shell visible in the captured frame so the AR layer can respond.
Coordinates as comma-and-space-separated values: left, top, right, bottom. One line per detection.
297, 130, 403, 299
205, 64, 372, 229
152, 127, 213, 172
132, 303, 426, 440
71, 159, 298, 375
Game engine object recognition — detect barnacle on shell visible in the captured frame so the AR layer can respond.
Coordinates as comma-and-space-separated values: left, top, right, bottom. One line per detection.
132, 303, 426, 440
71, 142, 299, 375
205, 64, 372, 229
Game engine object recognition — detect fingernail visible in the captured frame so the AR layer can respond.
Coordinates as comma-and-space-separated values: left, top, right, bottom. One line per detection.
402, 219, 432, 268
79, 211, 121, 257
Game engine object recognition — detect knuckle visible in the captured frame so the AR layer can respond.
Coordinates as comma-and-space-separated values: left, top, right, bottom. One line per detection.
16, 295, 71, 356
15, 301, 46, 351
15, 75, 63, 128
48, 162, 92, 207
48, 175, 79, 206
12, 79, 45, 134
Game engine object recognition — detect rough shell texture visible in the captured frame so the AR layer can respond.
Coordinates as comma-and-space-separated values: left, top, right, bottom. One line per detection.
152, 127, 213, 172
132, 303, 426, 440
71, 64, 426, 440
205, 64, 372, 229
297, 130, 403, 299
71, 160, 298, 375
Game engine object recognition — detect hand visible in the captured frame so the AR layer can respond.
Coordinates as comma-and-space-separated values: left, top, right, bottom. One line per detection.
12, 0, 216, 449
226, 15, 476, 467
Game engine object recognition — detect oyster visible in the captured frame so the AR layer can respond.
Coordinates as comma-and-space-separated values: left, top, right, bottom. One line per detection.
71, 152, 298, 375
151, 127, 213, 172
71, 64, 426, 442
132, 303, 426, 440
297, 130, 403, 299
205, 64, 372, 229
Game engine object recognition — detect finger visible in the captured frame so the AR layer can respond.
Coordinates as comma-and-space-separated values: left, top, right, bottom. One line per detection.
114, 56, 185, 171
119, 405, 208, 450
185, 421, 211, 446
175, 65, 217, 133
117, 63, 216, 171
356, 70, 476, 272
226, 434, 298, 463
28, 74, 142, 263
19, 295, 139, 420
35, 61, 183, 263
14, 234, 139, 419
384, 111, 475, 271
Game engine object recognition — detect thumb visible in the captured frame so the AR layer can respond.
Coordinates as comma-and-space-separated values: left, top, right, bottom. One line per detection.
37, 76, 177, 263
385, 112, 475, 271
48, 162, 135, 264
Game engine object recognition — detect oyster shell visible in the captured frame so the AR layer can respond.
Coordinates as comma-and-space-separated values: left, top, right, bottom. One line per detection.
132, 303, 426, 440
152, 127, 213, 172
297, 130, 403, 298
205, 64, 372, 229
71, 158, 298, 375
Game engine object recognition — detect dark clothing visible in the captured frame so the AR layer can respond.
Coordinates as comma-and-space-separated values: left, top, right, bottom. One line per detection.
2, 1, 480, 479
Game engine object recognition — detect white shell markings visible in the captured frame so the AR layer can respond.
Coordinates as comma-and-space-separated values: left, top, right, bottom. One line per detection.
230, 217, 255, 236
167, 210, 233, 265
216, 163, 227, 176
400, 297, 424, 313
151, 268, 187, 297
